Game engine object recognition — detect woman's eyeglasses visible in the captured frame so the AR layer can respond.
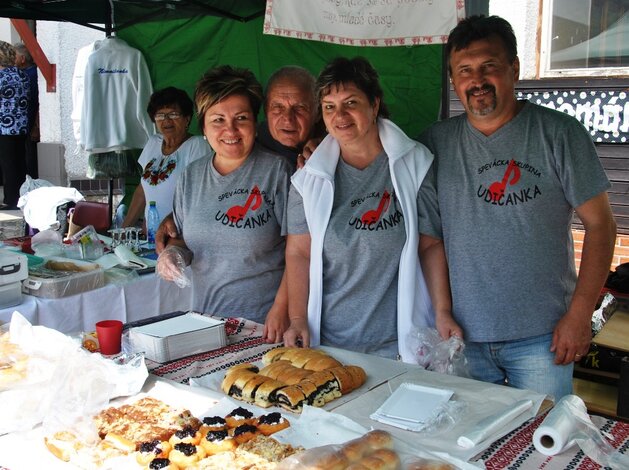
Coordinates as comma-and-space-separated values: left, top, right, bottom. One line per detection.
154, 112, 182, 121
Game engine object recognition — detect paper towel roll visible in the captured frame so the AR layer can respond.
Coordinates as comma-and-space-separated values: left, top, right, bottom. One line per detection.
533, 395, 587, 456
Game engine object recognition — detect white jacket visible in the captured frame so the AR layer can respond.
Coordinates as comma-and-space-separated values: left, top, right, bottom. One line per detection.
78, 38, 154, 152
291, 118, 436, 363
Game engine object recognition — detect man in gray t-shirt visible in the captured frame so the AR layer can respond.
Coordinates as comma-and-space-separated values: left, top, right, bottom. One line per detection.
419, 15, 616, 399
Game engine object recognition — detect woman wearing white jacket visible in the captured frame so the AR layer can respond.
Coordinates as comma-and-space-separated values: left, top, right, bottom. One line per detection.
283, 57, 462, 362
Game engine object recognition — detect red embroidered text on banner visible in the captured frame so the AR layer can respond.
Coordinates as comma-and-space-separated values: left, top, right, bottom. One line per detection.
264, 0, 466, 47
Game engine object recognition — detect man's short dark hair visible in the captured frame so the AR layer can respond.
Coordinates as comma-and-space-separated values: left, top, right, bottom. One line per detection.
445, 15, 518, 72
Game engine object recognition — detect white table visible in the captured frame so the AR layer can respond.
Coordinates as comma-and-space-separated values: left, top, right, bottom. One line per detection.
0, 273, 193, 333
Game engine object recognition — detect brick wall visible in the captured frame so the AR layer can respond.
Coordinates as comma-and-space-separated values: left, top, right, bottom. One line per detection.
573, 229, 629, 271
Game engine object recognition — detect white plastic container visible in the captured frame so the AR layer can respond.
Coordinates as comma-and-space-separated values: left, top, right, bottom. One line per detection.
0, 282, 22, 308
129, 313, 227, 363
0, 250, 28, 286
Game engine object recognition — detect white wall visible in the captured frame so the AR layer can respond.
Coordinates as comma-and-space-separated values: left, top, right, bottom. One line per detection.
38, 22, 102, 178
489, 0, 540, 80
0, 20, 20, 44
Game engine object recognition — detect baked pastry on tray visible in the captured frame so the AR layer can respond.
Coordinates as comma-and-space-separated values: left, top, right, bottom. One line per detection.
224, 347, 367, 412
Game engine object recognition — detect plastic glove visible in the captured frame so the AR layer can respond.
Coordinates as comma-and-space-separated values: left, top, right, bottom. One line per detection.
156, 245, 192, 288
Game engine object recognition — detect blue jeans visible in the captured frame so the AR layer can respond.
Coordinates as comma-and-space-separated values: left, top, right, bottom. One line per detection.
464, 333, 573, 401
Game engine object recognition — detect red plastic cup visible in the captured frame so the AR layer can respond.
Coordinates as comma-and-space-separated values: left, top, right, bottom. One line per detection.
95, 320, 123, 355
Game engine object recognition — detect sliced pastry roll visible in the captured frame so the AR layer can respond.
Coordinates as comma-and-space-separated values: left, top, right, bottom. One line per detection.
240, 374, 271, 403
275, 385, 308, 412
276, 366, 313, 385
253, 378, 286, 408
221, 369, 258, 399
303, 355, 343, 371
262, 347, 289, 365
328, 366, 356, 395
259, 360, 293, 380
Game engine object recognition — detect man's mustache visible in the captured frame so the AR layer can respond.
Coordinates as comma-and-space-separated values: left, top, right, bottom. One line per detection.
466, 84, 495, 99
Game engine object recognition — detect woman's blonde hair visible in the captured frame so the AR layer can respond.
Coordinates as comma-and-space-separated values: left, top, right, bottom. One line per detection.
195, 65, 263, 131
0, 41, 16, 68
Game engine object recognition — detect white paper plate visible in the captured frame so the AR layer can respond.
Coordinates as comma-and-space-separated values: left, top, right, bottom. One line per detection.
376, 382, 453, 423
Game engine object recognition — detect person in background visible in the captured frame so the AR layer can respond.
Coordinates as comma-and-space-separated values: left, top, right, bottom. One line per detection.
0, 41, 29, 210
14, 43, 38, 179
419, 15, 616, 399
283, 57, 462, 361
122, 87, 208, 229
156, 65, 292, 343
257, 65, 320, 165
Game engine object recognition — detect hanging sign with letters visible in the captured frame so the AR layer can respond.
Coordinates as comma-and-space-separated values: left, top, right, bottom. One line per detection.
264, 0, 465, 47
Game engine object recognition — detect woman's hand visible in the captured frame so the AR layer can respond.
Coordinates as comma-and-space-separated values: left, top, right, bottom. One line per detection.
263, 302, 290, 344
435, 311, 464, 340
156, 245, 192, 288
283, 317, 310, 348
155, 213, 179, 254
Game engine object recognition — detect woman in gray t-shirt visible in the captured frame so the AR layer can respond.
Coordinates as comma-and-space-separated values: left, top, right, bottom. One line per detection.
156, 66, 292, 343
283, 57, 462, 361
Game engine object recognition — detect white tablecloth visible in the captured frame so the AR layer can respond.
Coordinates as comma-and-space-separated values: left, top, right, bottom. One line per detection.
0, 273, 193, 333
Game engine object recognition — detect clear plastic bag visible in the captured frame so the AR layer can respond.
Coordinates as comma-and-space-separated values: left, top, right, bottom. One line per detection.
409, 328, 471, 378
0, 312, 148, 436
19, 175, 54, 196
277, 429, 459, 469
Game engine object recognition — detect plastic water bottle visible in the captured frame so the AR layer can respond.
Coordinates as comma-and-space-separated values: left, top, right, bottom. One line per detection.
146, 201, 159, 249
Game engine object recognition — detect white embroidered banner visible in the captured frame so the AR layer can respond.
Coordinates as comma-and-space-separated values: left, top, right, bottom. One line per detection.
264, 0, 466, 47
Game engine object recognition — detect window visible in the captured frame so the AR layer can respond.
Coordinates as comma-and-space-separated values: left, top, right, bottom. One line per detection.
541, 0, 629, 76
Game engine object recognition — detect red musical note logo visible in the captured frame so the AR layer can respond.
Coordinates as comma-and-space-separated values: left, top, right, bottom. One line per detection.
361, 190, 391, 224
488, 159, 521, 202
226, 185, 262, 223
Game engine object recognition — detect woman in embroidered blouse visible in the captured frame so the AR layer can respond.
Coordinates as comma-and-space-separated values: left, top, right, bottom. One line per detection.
283, 57, 462, 361
122, 87, 209, 229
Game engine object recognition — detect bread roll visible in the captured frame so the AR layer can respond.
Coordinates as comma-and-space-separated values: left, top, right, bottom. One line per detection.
340, 439, 369, 462
303, 449, 349, 470
370, 448, 401, 469
363, 430, 394, 450
358, 455, 388, 470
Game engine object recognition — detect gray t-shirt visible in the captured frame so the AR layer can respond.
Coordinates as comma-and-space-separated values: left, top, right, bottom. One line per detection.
173, 145, 291, 324
419, 101, 611, 342
288, 152, 407, 358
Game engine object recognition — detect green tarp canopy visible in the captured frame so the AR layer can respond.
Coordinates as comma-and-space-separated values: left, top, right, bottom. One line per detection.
1, 0, 444, 137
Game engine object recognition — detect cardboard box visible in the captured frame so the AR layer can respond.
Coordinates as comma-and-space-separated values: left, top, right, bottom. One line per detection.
128, 313, 227, 363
